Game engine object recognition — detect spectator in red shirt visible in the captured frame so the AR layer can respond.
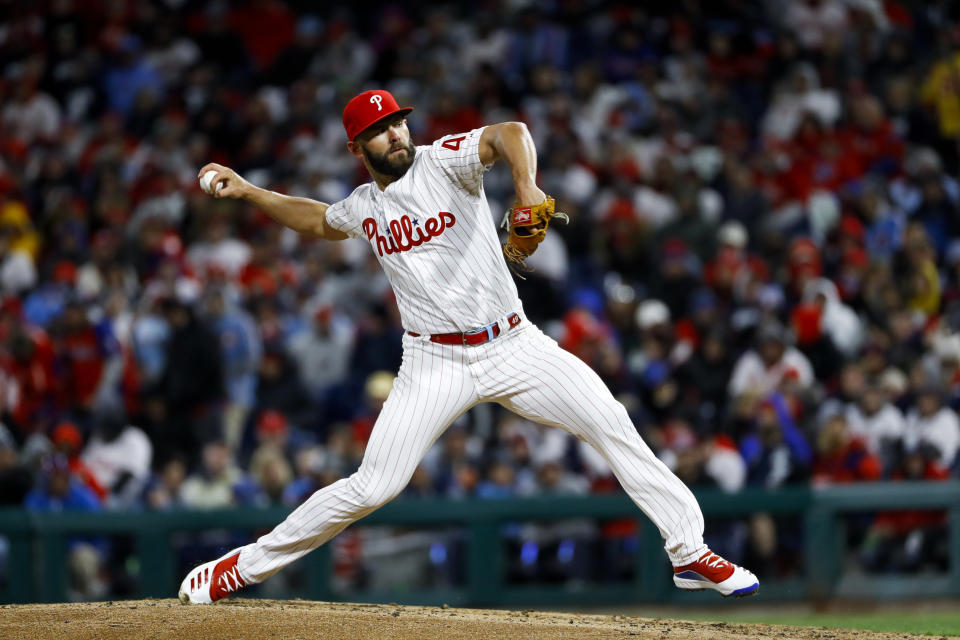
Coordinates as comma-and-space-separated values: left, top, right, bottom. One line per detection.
424, 93, 483, 143
779, 112, 862, 201
837, 94, 905, 177
53, 300, 108, 412
2, 325, 56, 435
238, 235, 296, 298
227, 0, 296, 71
812, 413, 882, 485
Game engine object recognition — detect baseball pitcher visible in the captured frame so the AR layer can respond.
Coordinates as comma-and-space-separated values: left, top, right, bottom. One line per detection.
178, 90, 758, 604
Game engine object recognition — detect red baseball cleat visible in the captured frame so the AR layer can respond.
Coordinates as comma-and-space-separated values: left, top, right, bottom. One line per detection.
178, 549, 248, 604
673, 550, 759, 597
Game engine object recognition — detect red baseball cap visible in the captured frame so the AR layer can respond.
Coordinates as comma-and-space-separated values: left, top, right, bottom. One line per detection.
257, 410, 288, 436
342, 90, 413, 141
52, 421, 83, 451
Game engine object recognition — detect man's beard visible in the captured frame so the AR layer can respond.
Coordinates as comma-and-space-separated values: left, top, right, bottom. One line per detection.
362, 140, 416, 178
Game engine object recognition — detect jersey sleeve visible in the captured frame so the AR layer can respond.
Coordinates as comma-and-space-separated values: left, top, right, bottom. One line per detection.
324, 195, 364, 239
428, 127, 491, 195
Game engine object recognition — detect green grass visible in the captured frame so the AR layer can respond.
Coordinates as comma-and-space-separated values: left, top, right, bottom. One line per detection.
657, 609, 960, 637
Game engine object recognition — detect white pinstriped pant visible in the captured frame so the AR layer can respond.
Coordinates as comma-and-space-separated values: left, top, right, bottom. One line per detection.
237, 317, 707, 583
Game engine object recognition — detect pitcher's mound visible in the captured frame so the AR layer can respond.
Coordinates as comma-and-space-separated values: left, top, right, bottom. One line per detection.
0, 598, 942, 639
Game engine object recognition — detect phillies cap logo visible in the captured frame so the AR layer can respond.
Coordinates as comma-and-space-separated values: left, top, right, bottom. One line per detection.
342, 90, 413, 140
513, 207, 532, 225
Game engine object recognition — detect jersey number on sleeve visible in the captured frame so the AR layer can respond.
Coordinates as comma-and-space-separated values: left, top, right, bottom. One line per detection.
441, 136, 465, 151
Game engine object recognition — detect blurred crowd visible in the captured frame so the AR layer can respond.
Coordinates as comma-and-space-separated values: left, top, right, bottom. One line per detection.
3, 0, 960, 593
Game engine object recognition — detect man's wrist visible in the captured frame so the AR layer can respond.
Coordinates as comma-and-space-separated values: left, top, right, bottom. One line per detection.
514, 177, 544, 205
243, 183, 269, 204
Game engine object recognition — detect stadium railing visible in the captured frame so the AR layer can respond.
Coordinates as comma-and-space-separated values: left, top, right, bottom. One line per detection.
0, 482, 958, 605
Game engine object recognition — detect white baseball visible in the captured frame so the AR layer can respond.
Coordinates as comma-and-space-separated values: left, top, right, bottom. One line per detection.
200, 170, 223, 195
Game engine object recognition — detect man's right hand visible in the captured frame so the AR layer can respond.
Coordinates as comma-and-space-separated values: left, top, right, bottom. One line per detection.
197, 163, 253, 199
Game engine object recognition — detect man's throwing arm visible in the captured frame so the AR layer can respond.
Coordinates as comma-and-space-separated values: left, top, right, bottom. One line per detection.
196, 163, 347, 240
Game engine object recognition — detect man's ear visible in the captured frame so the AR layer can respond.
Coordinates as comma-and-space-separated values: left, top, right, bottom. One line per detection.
347, 140, 363, 159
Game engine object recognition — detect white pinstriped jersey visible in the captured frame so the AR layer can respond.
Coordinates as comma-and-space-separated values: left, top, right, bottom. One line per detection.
324, 127, 523, 335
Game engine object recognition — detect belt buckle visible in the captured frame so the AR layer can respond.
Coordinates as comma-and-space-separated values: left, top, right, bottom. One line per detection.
463, 321, 496, 346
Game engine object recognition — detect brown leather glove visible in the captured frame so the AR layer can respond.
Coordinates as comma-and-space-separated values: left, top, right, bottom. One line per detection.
500, 196, 569, 274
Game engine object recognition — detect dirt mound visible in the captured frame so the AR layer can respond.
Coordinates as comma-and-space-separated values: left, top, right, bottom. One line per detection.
0, 599, 952, 640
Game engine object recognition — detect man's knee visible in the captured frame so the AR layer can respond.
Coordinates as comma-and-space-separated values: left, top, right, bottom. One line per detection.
348, 474, 406, 511
579, 397, 632, 433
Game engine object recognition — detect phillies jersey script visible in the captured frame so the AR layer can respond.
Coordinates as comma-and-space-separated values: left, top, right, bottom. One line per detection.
325, 127, 521, 334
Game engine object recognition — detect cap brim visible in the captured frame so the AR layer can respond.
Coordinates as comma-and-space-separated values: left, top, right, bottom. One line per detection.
353, 107, 414, 140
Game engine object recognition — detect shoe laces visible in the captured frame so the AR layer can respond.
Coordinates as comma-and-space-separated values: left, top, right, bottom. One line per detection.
217, 565, 246, 594
700, 551, 730, 570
